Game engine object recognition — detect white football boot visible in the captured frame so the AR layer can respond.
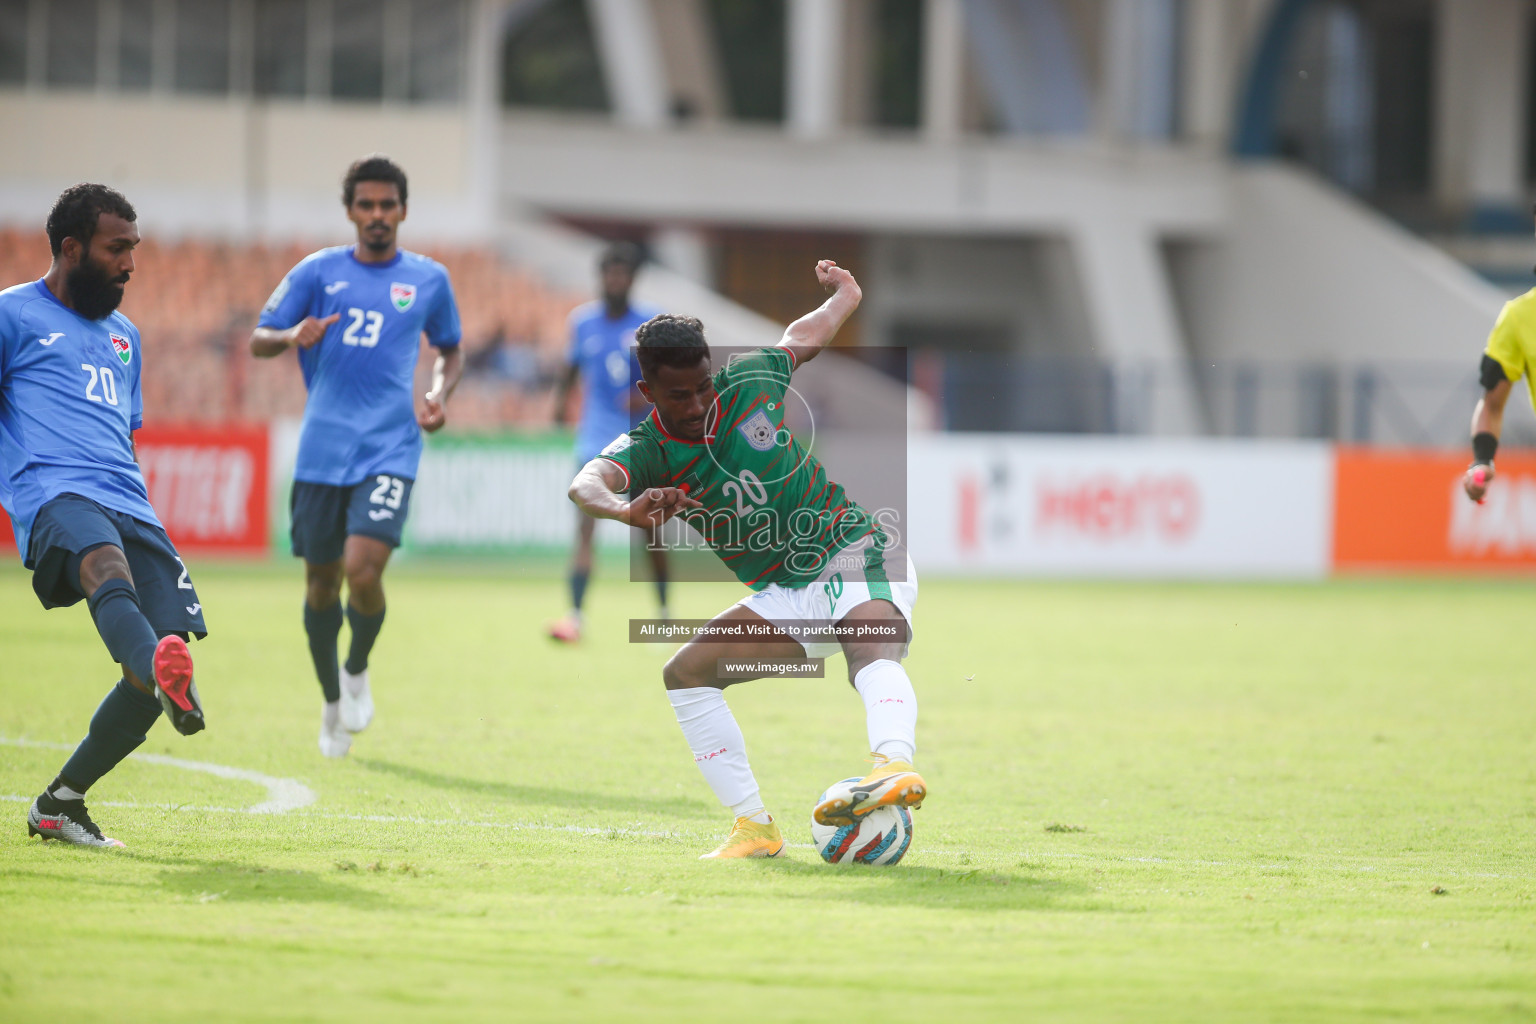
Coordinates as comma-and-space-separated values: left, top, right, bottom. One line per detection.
319, 700, 351, 758
338, 666, 374, 733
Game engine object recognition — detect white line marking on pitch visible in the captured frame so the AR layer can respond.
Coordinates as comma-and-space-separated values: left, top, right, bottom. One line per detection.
0, 736, 315, 814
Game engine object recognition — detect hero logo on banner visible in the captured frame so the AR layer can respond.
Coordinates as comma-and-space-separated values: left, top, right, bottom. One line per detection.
955, 471, 1200, 552
910, 437, 1332, 578
1033, 474, 1200, 543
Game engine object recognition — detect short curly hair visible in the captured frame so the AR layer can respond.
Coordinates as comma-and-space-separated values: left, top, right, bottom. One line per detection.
342, 154, 408, 207
635, 314, 710, 378
46, 183, 136, 257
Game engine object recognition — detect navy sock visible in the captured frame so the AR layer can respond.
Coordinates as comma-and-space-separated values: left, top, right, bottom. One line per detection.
344, 604, 385, 675
87, 579, 158, 687
304, 601, 343, 703
655, 575, 669, 610
570, 569, 590, 611
58, 678, 162, 793
45, 773, 85, 801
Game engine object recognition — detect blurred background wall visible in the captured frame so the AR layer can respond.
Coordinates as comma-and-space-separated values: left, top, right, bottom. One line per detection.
7, 0, 1536, 570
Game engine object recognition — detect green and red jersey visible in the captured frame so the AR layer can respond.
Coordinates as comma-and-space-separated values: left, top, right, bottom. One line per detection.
597, 346, 876, 590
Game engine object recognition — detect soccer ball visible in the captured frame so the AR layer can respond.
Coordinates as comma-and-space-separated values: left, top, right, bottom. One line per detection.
810, 778, 913, 865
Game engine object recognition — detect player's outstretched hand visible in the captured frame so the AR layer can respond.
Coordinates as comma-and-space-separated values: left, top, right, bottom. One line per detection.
418, 392, 447, 432
291, 312, 341, 350
816, 259, 858, 295
1463, 463, 1494, 504
624, 487, 701, 528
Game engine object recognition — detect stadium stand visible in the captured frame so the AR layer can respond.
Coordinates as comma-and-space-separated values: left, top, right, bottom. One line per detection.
0, 228, 588, 429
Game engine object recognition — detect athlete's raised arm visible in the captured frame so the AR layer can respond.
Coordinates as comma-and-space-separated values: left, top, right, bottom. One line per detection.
778, 260, 862, 368
250, 312, 340, 358
569, 457, 699, 528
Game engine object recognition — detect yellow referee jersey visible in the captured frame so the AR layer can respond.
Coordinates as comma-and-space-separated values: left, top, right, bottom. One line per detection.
1485, 287, 1536, 412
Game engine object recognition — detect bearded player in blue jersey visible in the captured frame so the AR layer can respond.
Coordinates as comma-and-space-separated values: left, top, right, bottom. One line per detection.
548, 242, 670, 643
2, 184, 205, 848
251, 156, 463, 758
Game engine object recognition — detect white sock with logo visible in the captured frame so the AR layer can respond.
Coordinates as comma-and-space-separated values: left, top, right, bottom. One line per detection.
853, 659, 918, 764
667, 687, 766, 819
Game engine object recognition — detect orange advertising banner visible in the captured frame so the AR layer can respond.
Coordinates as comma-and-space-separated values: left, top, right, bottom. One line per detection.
1333, 447, 1536, 570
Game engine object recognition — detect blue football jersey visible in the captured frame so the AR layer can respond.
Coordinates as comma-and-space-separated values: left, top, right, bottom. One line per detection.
568, 301, 653, 461
0, 280, 161, 564
258, 246, 461, 486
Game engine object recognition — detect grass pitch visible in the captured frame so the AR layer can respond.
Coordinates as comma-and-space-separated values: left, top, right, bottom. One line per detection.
1, 562, 1533, 1022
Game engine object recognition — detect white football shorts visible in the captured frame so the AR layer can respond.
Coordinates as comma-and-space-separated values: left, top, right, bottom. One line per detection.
733, 533, 917, 659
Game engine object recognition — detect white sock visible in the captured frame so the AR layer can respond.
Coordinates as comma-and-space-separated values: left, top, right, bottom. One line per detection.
667, 687, 765, 814
322, 700, 341, 731
733, 804, 771, 824
340, 665, 366, 696
51, 783, 85, 801
853, 659, 918, 764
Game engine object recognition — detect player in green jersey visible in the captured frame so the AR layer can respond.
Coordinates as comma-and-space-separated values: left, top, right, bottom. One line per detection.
568, 260, 926, 859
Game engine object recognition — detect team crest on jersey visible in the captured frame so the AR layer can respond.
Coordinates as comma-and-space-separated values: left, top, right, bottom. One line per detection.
389, 282, 417, 312
601, 434, 633, 456
738, 409, 777, 452
109, 333, 131, 364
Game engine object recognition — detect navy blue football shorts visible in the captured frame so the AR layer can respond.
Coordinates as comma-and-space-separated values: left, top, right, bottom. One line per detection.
27, 492, 208, 638
290, 474, 414, 564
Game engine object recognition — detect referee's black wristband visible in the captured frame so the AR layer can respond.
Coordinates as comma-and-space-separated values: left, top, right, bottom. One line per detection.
1472, 431, 1498, 465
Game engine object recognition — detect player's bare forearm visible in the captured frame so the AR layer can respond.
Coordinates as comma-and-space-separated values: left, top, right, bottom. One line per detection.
779, 260, 862, 367
252, 313, 340, 358
1464, 378, 1513, 502
569, 460, 702, 527
417, 346, 464, 433
1471, 379, 1511, 440
430, 346, 465, 403
250, 327, 293, 358
569, 460, 632, 522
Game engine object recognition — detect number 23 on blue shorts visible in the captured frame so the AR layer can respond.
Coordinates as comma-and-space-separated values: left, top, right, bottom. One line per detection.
289, 475, 414, 562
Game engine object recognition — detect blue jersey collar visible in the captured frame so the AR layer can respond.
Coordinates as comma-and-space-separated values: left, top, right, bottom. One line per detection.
348, 247, 404, 269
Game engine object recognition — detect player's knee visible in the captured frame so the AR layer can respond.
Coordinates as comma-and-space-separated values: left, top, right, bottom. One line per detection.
305, 574, 342, 608
121, 664, 152, 695
76, 545, 132, 596
844, 644, 902, 684
663, 650, 709, 690
343, 559, 383, 596
306, 583, 341, 609
305, 560, 341, 583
